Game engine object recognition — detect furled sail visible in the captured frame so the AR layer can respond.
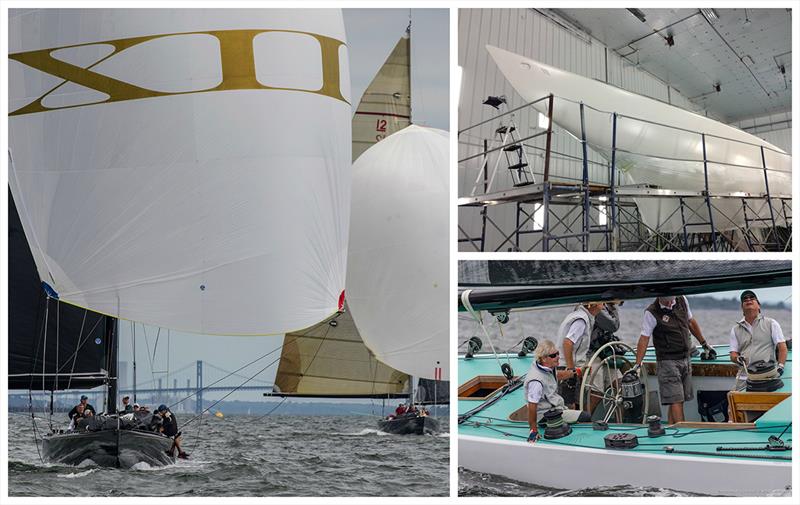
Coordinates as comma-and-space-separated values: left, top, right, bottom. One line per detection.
9, 188, 114, 391
273, 305, 409, 397
352, 27, 411, 161
485, 45, 792, 233
347, 126, 449, 380
8, 9, 351, 335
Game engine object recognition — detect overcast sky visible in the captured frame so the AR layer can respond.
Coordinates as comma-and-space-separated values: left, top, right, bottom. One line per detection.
115, 9, 450, 404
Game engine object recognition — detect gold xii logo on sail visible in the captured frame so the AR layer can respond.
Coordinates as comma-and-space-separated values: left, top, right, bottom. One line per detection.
9, 29, 348, 116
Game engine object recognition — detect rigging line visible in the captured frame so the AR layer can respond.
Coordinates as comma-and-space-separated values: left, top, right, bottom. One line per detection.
64, 309, 89, 390
28, 391, 44, 464
461, 289, 505, 375
182, 353, 284, 428
41, 297, 49, 421
152, 327, 161, 362
53, 301, 59, 393
165, 338, 291, 411
250, 397, 288, 424
141, 323, 157, 386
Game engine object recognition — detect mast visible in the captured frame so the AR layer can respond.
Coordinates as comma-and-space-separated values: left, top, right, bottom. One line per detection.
132, 323, 137, 403
105, 316, 118, 414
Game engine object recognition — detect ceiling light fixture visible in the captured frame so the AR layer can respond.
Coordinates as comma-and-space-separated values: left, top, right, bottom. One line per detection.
701, 8, 719, 22
627, 8, 647, 23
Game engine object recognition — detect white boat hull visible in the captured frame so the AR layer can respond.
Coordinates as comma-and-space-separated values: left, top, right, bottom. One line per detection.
486, 45, 791, 234
460, 434, 791, 496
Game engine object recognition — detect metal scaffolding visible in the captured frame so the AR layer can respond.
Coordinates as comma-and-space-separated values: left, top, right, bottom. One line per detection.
458, 95, 792, 252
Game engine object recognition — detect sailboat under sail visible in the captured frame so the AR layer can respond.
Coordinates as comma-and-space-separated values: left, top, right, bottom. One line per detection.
8, 8, 353, 467
351, 26, 412, 161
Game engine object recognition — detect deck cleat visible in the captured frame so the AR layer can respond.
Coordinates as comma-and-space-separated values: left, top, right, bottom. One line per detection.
604, 432, 638, 449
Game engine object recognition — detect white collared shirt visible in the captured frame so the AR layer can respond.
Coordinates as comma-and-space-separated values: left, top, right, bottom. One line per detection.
729, 317, 785, 352
526, 362, 552, 403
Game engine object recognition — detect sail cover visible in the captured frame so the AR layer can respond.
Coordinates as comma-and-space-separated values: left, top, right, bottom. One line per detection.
459, 260, 792, 312
486, 46, 792, 233
9, 189, 112, 391
352, 28, 411, 161
8, 9, 351, 335
273, 305, 409, 397
347, 125, 449, 380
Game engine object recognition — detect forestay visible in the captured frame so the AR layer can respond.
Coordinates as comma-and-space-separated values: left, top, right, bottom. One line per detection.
347, 125, 449, 380
351, 28, 411, 161
273, 305, 409, 397
8, 9, 352, 335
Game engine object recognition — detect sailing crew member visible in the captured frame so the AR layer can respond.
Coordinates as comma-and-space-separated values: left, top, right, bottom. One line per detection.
585, 301, 623, 413
729, 290, 787, 391
156, 404, 189, 459
525, 339, 591, 443
556, 302, 604, 409
395, 403, 407, 416
121, 395, 134, 413
68, 403, 86, 431
632, 295, 714, 424
67, 395, 96, 420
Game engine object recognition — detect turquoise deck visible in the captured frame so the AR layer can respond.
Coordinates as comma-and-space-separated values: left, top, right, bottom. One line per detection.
459, 346, 792, 461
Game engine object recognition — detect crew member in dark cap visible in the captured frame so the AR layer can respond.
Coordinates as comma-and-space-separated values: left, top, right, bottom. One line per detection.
154, 404, 189, 459
68, 395, 96, 420
729, 290, 788, 390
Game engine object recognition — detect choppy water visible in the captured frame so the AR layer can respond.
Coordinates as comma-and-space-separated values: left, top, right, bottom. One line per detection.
8, 413, 449, 497
458, 468, 713, 497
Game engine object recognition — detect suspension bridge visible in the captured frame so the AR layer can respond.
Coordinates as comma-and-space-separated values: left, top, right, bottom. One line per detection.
10, 360, 275, 414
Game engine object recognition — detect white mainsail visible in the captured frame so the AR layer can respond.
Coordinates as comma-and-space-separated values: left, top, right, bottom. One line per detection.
351, 27, 411, 161
8, 9, 352, 335
347, 125, 449, 380
486, 45, 791, 233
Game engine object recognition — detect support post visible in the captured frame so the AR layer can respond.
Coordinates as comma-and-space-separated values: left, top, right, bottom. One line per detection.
610, 113, 618, 251
760, 146, 778, 248
579, 102, 590, 252
700, 134, 718, 251
543, 94, 554, 182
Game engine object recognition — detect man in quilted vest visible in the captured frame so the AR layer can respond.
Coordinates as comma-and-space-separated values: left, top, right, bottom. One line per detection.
632, 295, 713, 424
729, 290, 787, 390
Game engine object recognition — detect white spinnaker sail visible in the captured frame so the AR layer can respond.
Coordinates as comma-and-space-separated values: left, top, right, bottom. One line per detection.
486, 45, 791, 233
8, 9, 351, 335
351, 28, 411, 161
347, 126, 449, 380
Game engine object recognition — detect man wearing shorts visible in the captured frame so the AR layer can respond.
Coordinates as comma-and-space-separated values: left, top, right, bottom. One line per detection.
632, 295, 714, 424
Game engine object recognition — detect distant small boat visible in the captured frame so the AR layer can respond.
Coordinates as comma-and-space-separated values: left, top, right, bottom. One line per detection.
214, 411, 224, 419
378, 411, 439, 435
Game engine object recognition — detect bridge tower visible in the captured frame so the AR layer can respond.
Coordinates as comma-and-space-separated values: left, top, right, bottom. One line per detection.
196, 360, 203, 414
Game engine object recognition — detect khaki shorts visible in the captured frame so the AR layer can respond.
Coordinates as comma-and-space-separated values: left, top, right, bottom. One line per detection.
657, 357, 693, 405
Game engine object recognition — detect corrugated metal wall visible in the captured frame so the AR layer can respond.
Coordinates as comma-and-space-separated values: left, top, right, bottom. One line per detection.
731, 112, 792, 154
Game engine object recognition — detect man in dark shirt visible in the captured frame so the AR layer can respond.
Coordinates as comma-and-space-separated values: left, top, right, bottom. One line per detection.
67, 395, 96, 420
155, 404, 189, 459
